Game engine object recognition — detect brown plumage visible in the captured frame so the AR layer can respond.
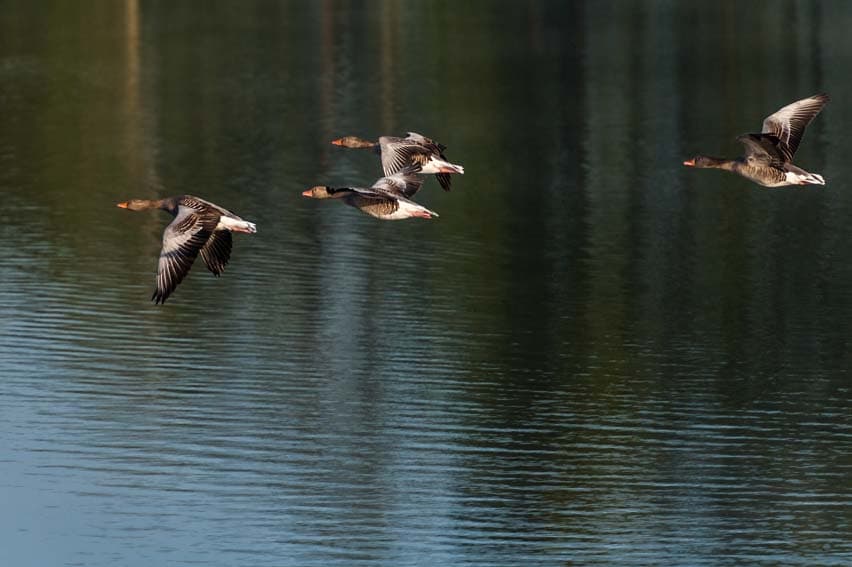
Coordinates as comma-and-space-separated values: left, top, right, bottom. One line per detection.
683, 93, 829, 187
116, 195, 256, 304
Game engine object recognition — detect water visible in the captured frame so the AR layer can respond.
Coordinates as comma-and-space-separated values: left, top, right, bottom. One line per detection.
1, 1, 851, 565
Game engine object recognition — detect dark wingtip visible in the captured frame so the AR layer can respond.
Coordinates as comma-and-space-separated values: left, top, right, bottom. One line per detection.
436, 173, 452, 191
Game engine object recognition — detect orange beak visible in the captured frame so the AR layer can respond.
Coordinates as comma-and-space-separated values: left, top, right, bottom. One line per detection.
301, 189, 313, 197
683, 159, 695, 167
330, 138, 343, 146
116, 202, 129, 208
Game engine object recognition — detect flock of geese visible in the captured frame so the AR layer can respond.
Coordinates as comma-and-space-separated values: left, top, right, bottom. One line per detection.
117, 93, 829, 304
117, 132, 464, 303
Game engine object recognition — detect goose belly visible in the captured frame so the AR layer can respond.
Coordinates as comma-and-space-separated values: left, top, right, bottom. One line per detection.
382, 201, 421, 220
376, 200, 432, 220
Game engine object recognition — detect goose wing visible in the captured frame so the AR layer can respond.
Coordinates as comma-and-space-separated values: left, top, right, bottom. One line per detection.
406, 131, 445, 152
339, 186, 402, 217
199, 230, 233, 276
434, 173, 452, 192
378, 136, 434, 176
407, 132, 453, 191
737, 133, 786, 167
761, 93, 829, 162
153, 206, 218, 304
336, 185, 399, 203
371, 165, 424, 198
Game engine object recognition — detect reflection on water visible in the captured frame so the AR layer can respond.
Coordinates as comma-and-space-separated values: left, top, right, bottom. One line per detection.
1, 1, 851, 566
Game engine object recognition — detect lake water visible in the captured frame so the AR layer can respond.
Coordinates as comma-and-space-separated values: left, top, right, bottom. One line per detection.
1, 1, 851, 566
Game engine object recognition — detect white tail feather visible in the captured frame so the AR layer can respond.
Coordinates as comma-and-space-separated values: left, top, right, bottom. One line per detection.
799, 173, 825, 186
394, 200, 439, 220
218, 216, 257, 233
420, 157, 465, 175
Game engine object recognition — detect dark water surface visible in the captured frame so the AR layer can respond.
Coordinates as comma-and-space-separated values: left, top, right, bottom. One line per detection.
1, 1, 851, 565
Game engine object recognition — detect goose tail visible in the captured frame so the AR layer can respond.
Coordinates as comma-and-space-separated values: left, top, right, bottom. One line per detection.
422, 157, 465, 175
219, 217, 258, 233
789, 171, 825, 186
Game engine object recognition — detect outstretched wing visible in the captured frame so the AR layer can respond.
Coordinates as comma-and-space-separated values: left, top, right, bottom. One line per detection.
761, 93, 829, 162
434, 173, 452, 191
371, 165, 424, 198
378, 136, 434, 176
407, 132, 453, 191
406, 131, 442, 150
199, 230, 232, 276
153, 206, 217, 304
380, 133, 458, 191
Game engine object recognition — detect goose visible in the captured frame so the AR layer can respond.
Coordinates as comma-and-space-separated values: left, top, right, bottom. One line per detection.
302, 167, 438, 220
683, 93, 829, 187
331, 131, 464, 191
116, 195, 256, 304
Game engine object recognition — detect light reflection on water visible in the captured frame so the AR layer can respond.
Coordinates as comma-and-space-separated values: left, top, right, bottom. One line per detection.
1, 1, 851, 566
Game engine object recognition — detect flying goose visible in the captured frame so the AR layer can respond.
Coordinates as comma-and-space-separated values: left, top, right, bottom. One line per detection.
683, 93, 829, 187
117, 195, 256, 304
302, 167, 438, 220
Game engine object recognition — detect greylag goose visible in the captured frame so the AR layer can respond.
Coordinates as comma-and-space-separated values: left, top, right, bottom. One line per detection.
683, 93, 829, 187
302, 167, 438, 220
116, 195, 257, 304
331, 131, 464, 191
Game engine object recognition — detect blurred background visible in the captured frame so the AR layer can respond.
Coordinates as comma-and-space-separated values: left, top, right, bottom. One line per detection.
1, 1, 850, 565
